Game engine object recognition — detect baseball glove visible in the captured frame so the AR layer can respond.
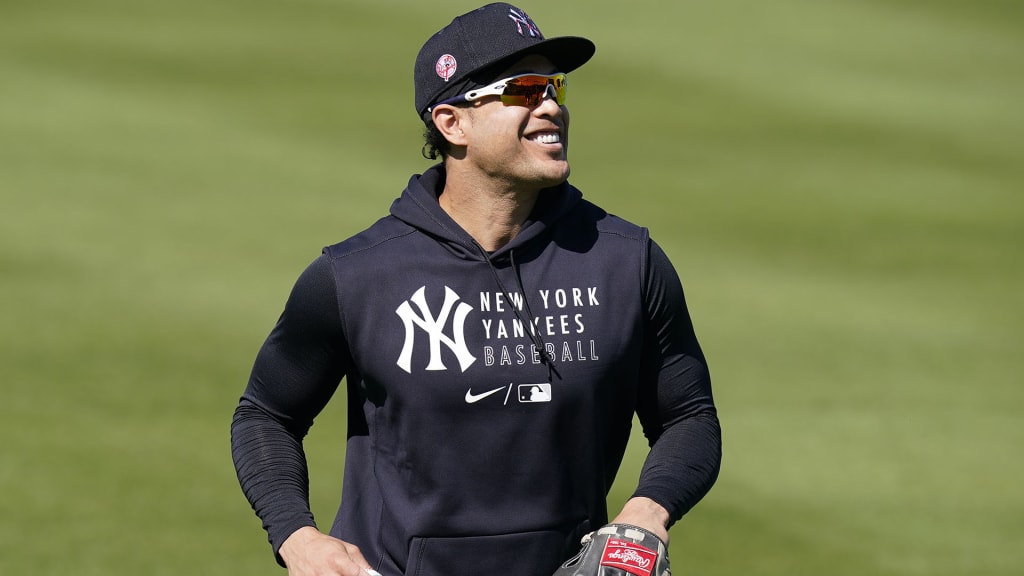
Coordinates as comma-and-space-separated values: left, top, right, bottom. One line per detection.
553, 523, 670, 576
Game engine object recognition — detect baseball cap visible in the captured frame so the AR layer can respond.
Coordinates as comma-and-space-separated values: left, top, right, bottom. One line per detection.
414, 3, 595, 122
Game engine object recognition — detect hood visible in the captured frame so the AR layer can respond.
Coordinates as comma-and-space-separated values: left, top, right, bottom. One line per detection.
389, 164, 583, 261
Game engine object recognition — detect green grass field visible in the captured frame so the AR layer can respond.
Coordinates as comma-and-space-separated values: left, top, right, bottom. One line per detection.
2, 0, 1022, 574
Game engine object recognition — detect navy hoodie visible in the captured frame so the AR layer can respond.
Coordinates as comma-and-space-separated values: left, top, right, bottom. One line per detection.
231, 165, 721, 576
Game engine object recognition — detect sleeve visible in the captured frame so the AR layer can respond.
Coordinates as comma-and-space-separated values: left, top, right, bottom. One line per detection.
230, 253, 350, 564
631, 240, 722, 525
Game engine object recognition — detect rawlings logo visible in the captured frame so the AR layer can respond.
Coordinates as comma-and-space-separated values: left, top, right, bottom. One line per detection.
608, 549, 652, 567
601, 539, 656, 576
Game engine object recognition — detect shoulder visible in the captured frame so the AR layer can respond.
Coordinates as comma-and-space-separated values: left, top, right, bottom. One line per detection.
567, 197, 650, 245
322, 215, 415, 261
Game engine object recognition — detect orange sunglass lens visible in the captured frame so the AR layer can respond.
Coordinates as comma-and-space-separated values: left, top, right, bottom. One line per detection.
500, 75, 566, 106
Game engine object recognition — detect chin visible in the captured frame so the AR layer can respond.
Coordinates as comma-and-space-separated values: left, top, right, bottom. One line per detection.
536, 174, 568, 190
541, 161, 571, 186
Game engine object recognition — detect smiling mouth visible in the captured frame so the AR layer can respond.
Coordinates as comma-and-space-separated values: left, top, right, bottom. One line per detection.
528, 132, 562, 144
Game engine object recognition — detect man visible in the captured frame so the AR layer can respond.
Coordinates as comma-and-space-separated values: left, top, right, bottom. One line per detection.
231, 4, 721, 576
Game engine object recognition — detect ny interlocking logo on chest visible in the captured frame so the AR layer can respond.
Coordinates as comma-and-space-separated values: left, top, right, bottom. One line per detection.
395, 286, 476, 373
394, 285, 603, 375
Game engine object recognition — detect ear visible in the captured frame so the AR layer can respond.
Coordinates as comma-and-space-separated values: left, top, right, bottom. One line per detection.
431, 105, 471, 147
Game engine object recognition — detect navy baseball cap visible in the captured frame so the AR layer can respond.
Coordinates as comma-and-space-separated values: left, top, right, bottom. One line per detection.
414, 3, 595, 122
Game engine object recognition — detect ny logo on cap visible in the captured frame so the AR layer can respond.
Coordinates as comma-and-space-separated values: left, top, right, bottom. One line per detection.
508, 7, 542, 38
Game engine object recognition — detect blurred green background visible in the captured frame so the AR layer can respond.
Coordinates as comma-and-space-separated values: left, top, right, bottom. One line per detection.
2, 0, 1022, 574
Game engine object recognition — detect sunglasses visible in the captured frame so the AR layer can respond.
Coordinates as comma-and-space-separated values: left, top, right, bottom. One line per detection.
429, 73, 567, 112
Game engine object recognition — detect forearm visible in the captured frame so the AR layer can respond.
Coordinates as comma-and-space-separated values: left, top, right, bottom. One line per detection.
231, 400, 318, 562
633, 410, 722, 525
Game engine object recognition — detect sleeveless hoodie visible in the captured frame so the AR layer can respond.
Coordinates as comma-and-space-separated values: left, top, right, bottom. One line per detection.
232, 165, 721, 576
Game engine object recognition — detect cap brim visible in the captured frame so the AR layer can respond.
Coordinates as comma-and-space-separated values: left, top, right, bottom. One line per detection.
467, 35, 596, 83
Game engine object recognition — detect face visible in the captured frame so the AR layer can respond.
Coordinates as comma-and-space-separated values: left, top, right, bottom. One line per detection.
457, 55, 572, 191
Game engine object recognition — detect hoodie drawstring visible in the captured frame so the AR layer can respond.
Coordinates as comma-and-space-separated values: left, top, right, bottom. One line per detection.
476, 244, 560, 382
510, 250, 561, 382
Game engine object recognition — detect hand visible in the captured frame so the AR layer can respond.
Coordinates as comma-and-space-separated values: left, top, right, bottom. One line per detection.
279, 526, 377, 576
552, 521, 671, 576
610, 497, 671, 544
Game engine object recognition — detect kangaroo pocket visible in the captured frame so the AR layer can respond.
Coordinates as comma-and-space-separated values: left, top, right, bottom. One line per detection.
406, 528, 574, 576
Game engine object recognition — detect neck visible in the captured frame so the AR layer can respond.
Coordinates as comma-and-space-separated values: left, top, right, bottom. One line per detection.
439, 168, 541, 252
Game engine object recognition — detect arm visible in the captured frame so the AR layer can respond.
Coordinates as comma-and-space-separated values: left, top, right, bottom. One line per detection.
230, 254, 373, 575
614, 240, 722, 541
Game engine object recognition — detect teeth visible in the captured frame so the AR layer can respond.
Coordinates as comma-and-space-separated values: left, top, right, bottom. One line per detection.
530, 132, 560, 144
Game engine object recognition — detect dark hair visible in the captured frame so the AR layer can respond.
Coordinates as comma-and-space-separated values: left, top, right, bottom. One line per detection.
421, 120, 452, 160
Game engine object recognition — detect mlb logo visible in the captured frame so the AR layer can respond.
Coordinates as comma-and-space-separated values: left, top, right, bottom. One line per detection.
518, 383, 551, 403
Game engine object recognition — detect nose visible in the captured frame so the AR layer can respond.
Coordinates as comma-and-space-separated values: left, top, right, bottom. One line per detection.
534, 84, 563, 117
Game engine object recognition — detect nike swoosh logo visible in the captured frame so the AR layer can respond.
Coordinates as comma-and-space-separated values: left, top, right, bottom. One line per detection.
465, 386, 506, 404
